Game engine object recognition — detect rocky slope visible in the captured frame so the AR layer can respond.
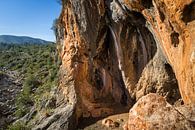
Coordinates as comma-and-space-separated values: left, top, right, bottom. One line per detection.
0, 70, 22, 129
26, 0, 195, 129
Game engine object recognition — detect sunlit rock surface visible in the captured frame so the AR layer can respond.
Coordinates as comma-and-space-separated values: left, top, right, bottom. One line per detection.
31, 0, 195, 129
126, 93, 194, 130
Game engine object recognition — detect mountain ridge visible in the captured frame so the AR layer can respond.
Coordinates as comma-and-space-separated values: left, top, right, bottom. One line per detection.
0, 35, 52, 44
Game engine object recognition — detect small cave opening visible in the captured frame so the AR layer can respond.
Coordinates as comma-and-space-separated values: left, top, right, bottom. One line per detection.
182, 1, 195, 24
170, 32, 179, 47
141, 0, 153, 9
159, 9, 165, 22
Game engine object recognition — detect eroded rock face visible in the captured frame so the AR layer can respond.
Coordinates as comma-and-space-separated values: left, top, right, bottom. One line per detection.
122, 0, 195, 104
53, 0, 195, 129
56, 0, 160, 124
126, 93, 194, 130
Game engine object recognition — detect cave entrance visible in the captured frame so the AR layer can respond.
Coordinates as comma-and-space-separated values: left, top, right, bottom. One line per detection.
77, 10, 182, 130
77, 22, 159, 129
182, 1, 195, 24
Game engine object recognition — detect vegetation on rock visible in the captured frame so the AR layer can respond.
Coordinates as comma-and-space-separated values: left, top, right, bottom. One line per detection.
0, 43, 61, 129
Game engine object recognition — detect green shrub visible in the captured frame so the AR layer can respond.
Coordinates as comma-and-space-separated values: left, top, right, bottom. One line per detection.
8, 121, 30, 130
0, 43, 60, 122
14, 105, 30, 118
24, 75, 40, 91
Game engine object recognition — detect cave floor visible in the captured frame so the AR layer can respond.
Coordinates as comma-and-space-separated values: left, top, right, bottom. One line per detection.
78, 113, 129, 130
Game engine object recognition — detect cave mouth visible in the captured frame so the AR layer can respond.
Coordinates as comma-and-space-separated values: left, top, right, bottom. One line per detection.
182, 1, 195, 24
77, 7, 182, 129
73, 30, 182, 130
171, 31, 179, 47
141, 0, 153, 9
77, 24, 158, 130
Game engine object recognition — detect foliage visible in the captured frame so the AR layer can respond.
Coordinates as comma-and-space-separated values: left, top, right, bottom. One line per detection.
0, 42, 61, 118
7, 121, 30, 130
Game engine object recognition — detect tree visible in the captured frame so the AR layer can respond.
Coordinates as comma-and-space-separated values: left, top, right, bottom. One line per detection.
51, 19, 58, 40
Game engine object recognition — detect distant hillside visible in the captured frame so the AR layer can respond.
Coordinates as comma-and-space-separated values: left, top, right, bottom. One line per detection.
0, 35, 52, 44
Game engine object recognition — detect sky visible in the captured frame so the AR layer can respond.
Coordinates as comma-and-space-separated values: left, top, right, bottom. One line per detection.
0, 0, 61, 41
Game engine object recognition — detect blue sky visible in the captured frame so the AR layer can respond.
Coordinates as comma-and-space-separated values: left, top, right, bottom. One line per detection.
0, 0, 61, 41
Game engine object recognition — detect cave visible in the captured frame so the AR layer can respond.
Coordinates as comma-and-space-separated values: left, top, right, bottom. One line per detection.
61, 1, 183, 128
171, 31, 179, 47
159, 9, 165, 22
182, 1, 195, 24
141, 0, 153, 9
76, 10, 181, 128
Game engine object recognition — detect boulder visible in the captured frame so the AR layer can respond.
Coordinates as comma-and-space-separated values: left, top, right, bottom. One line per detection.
126, 93, 194, 130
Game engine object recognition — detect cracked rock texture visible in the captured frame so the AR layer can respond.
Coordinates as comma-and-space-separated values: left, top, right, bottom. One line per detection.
126, 93, 194, 130
36, 0, 195, 129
